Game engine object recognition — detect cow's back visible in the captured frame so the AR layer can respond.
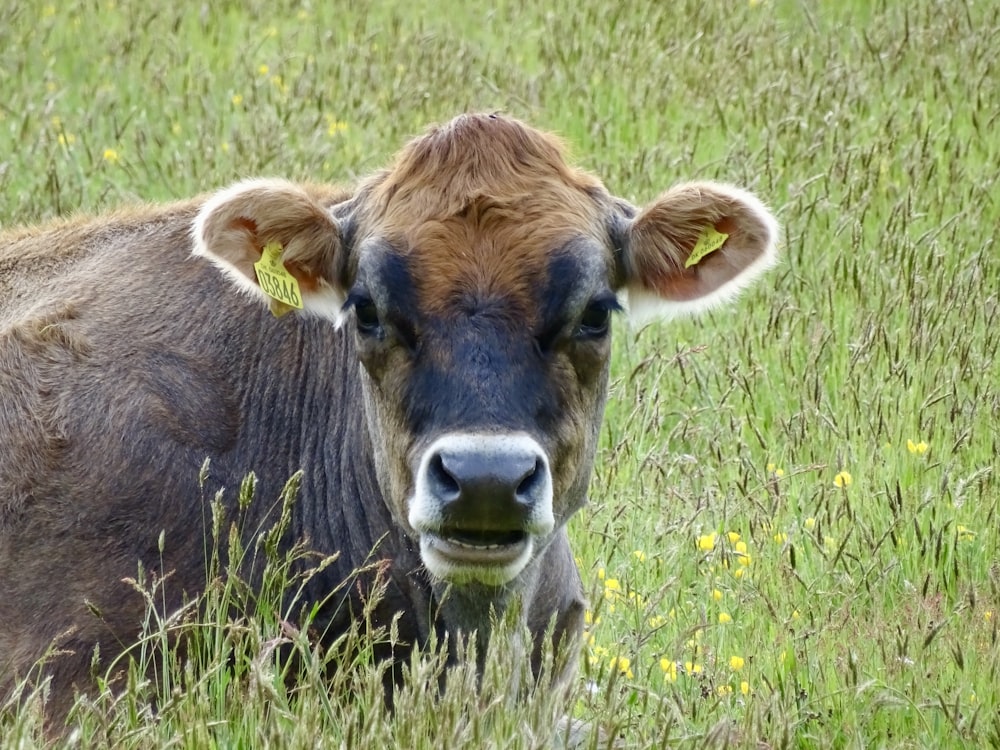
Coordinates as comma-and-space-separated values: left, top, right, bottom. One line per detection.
0, 201, 413, 717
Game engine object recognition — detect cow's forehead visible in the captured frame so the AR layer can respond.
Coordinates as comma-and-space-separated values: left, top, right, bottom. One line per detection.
356, 114, 613, 319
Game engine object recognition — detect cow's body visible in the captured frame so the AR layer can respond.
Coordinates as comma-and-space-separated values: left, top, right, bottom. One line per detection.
0, 114, 777, 726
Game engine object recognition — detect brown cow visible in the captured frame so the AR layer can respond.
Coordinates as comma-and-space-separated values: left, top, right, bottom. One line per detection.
0, 114, 777, 726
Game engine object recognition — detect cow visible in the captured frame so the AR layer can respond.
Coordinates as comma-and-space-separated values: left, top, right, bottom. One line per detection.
0, 113, 777, 727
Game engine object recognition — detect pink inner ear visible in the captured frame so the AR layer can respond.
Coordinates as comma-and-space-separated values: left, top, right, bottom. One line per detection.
624, 181, 778, 313
715, 216, 737, 235
283, 260, 323, 294
642, 266, 708, 302
630, 221, 736, 302
234, 216, 259, 236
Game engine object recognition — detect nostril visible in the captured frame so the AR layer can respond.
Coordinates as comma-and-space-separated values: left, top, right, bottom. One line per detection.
412, 435, 555, 539
427, 452, 461, 500
515, 458, 545, 503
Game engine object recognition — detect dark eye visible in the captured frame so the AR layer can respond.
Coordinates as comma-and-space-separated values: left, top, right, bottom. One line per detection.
577, 301, 615, 338
346, 293, 383, 337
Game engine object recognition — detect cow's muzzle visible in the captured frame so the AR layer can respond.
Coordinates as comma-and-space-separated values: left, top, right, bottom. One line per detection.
409, 433, 554, 586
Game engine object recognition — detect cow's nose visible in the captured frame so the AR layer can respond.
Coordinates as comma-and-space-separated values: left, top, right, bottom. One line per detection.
427, 446, 543, 527
411, 433, 554, 537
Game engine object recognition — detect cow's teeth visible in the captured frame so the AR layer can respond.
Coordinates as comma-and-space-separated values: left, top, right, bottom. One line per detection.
449, 538, 505, 550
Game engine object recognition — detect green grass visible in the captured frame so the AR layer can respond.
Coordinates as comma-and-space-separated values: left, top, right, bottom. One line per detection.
2, 0, 999, 746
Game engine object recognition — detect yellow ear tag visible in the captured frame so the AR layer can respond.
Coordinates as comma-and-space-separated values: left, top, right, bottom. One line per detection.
253, 241, 303, 317
685, 227, 729, 268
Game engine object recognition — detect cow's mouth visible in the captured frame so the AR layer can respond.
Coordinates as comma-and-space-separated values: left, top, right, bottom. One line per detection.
420, 529, 533, 583
442, 528, 527, 550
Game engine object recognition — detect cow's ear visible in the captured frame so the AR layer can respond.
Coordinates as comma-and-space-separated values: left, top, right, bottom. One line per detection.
614, 182, 779, 320
192, 179, 350, 322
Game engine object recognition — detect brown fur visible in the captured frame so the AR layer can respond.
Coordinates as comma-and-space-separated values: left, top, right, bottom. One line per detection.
626, 182, 777, 302
358, 115, 608, 319
1, 113, 777, 732
196, 181, 350, 293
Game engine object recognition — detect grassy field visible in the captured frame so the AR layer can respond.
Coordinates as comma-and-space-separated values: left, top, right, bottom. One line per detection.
2, 0, 999, 747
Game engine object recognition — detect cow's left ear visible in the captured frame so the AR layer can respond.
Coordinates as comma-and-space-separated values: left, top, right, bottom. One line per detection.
192, 179, 350, 321
614, 182, 779, 320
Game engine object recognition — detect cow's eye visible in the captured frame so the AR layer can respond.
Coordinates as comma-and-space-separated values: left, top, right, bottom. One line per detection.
355, 301, 381, 333
576, 300, 617, 338
346, 293, 383, 337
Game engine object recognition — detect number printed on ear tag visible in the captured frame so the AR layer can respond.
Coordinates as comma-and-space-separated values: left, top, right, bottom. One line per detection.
254, 241, 303, 311
685, 227, 729, 268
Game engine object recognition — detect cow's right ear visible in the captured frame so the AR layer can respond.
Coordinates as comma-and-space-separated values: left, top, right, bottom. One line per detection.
192, 179, 349, 321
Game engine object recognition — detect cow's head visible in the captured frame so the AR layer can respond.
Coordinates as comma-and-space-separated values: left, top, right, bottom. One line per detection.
193, 114, 778, 589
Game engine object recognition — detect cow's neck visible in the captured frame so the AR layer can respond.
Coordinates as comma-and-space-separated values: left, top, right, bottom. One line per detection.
430, 560, 541, 671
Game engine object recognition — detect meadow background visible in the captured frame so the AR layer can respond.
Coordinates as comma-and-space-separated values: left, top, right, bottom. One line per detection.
2, 0, 998, 747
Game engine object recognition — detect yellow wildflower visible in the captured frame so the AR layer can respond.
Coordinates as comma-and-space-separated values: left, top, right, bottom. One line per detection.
712, 589, 723, 601
697, 533, 717, 552
740, 680, 750, 695
735, 540, 752, 567
729, 655, 745, 671
717, 684, 733, 695
834, 471, 852, 488
258, 64, 269, 76
907, 439, 928, 455
660, 658, 678, 682
766, 462, 785, 477
103, 148, 119, 164
773, 531, 788, 544
633, 550, 647, 562
325, 117, 348, 136
231, 93, 243, 106
609, 656, 633, 679
684, 661, 703, 675
719, 612, 732, 624
805, 517, 816, 530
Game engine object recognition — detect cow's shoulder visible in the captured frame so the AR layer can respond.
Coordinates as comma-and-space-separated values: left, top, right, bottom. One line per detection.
0, 198, 257, 529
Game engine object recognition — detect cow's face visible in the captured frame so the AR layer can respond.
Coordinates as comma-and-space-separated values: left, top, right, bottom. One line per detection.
194, 114, 778, 588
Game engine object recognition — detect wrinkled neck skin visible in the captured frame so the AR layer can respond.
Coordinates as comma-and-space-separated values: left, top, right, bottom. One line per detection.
432, 566, 538, 670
